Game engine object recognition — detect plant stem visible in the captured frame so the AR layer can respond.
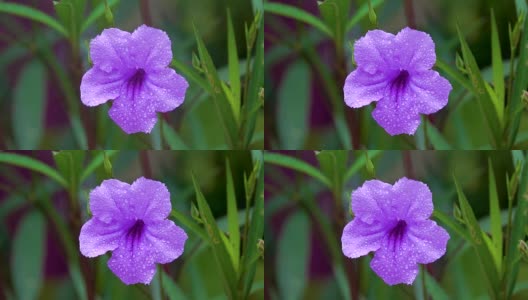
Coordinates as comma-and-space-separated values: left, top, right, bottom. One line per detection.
140, 151, 153, 178
159, 265, 164, 300
422, 265, 427, 300
403, 151, 415, 179
139, 0, 152, 26
404, 0, 416, 29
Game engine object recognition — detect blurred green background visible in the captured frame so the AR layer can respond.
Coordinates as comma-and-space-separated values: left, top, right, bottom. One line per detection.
265, 150, 528, 299
0, 150, 264, 299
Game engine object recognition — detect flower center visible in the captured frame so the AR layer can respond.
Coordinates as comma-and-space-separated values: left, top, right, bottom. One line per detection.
125, 219, 145, 250
389, 70, 410, 103
125, 68, 146, 100
387, 219, 407, 251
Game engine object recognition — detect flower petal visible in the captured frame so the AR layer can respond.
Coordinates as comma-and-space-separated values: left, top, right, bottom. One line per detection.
129, 25, 172, 70
391, 177, 434, 220
107, 237, 157, 285
89, 179, 131, 223
79, 218, 124, 258
354, 29, 395, 74
371, 88, 421, 135
344, 68, 389, 108
407, 220, 450, 264
351, 180, 393, 224
370, 236, 419, 285
145, 69, 189, 112
394, 27, 436, 71
108, 92, 158, 134
80, 67, 126, 106
128, 177, 172, 221
90, 28, 131, 72
145, 220, 188, 264
342, 218, 386, 258
410, 70, 452, 114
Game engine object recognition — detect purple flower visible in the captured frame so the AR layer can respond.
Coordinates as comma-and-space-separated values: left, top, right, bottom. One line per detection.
80, 25, 189, 134
343, 27, 452, 135
79, 177, 187, 285
341, 177, 449, 285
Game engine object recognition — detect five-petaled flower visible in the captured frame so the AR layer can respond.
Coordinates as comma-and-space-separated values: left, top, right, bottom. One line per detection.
80, 25, 188, 134
343, 27, 452, 135
79, 177, 187, 285
341, 177, 449, 285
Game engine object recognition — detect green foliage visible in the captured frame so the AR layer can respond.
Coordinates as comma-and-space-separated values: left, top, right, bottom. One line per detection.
11, 210, 46, 300
12, 60, 46, 149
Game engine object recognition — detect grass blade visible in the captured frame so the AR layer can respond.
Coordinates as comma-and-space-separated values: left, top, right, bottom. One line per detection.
264, 152, 331, 187
225, 159, 240, 272
345, 0, 384, 32
0, 153, 67, 187
490, 10, 505, 115
0, 3, 68, 37
226, 9, 241, 122
488, 158, 503, 273
264, 3, 333, 37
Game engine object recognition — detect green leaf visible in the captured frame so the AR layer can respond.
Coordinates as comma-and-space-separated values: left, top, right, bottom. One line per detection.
425, 120, 453, 150
263, 3, 332, 37
277, 60, 311, 149
424, 271, 449, 300
432, 210, 472, 242
170, 59, 211, 93
0, 153, 67, 187
192, 174, 237, 298
243, 12, 264, 148
170, 209, 208, 241
453, 174, 500, 296
506, 152, 528, 297
0, 2, 68, 36
345, 0, 384, 32
80, 0, 119, 32
316, 150, 347, 194
241, 160, 264, 299
276, 211, 310, 300
344, 150, 382, 181
456, 25, 502, 147
318, 0, 350, 43
225, 159, 240, 271
488, 158, 503, 272
251, 0, 263, 13
12, 60, 46, 149
435, 59, 474, 92
53, 151, 85, 198
54, 0, 86, 44
80, 150, 119, 182
162, 270, 189, 300
490, 10, 505, 118
507, 15, 528, 146
161, 119, 190, 150
263, 152, 331, 187
193, 25, 238, 148
11, 210, 46, 300
226, 9, 241, 123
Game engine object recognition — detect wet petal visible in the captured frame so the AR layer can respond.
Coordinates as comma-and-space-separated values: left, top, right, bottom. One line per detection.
391, 177, 434, 220
89, 179, 131, 223
372, 87, 421, 135
146, 220, 188, 264
351, 180, 393, 224
145, 69, 189, 112
80, 67, 126, 106
370, 235, 419, 285
410, 70, 452, 114
354, 29, 396, 74
79, 218, 125, 257
108, 90, 158, 134
342, 219, 386, 258
129, 25, 172, 70
407, 220, 450, 264
107, 236, 157, 285
128, 177, 172, 221
344, 68, 389, 108
394, 27, 436, 71
90, 28, 131, 72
